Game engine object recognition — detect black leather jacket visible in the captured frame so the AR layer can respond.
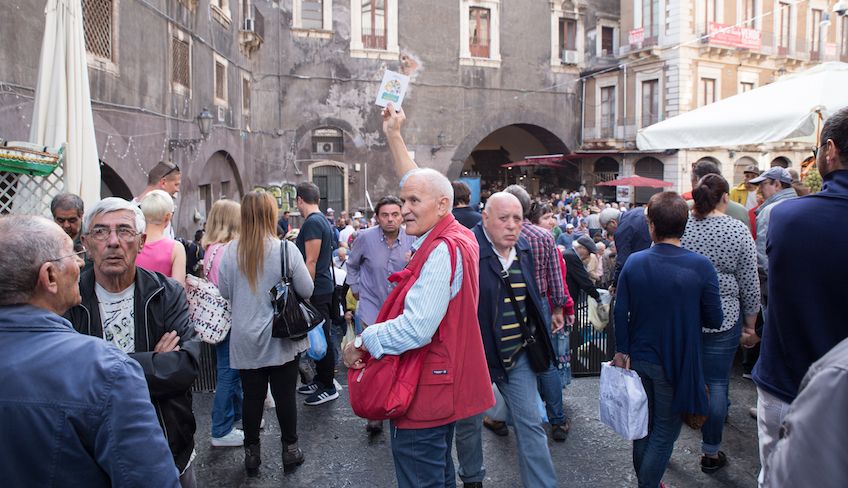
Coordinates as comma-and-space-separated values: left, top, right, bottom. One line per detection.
65, 267, 200, 472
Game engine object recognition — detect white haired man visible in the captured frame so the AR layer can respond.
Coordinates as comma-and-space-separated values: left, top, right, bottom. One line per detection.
0, 215, 179, 487
343, 105, 493, 488
64, 198, 200, 487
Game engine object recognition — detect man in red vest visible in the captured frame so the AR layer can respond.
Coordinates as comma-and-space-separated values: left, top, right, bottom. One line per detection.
343, 105, 493, 488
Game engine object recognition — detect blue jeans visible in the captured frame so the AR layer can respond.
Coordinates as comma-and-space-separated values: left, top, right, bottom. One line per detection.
700, 325, 742, 455
454, 413, 485, 483
211, 335, 243, 438
496, 354, 558, 488
631, 360, 683, 488
390, 422, 456, 488
536, 299, 566, 425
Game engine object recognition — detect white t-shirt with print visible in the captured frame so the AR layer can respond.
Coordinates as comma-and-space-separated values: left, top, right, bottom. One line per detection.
95, 283, 136, 354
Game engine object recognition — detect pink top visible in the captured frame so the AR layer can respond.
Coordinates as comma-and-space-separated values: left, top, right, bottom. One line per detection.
137, 238, 177, 276
204, 242, 228, 286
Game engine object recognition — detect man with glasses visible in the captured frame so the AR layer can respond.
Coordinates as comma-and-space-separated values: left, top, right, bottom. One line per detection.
136, 161, 182, 238
0, 215, 180, 486
65, 197, 200, 488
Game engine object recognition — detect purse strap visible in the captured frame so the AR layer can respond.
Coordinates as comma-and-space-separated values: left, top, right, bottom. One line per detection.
280, 239, 293, 284
499, 263, 536, 347
202, 243, 223, 279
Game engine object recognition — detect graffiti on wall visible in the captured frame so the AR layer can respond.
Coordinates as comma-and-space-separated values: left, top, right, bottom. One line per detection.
252, 183, 298, 213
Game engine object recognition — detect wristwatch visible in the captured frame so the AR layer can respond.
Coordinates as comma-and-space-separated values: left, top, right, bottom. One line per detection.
354, 335, 363, 349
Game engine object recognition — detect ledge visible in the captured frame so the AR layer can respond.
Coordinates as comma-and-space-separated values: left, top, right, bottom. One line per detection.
459, 57, 501, 68
349, 48, 400, 60
292, 28, 333, 40
211, 5, 231, 28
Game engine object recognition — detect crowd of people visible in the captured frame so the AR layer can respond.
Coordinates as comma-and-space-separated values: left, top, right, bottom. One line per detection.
1, 104, 847, 488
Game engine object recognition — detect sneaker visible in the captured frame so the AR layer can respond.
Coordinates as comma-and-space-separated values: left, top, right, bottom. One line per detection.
211, 428, 244, 447
366, 419, 384, 434
551, 420, 571, 442
297, 382, 319, 395
304, 386, 339, 406
701, 451, 728, 474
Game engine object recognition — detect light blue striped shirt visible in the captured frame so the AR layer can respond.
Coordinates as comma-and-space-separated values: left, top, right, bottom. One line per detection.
360, 229, 463, 359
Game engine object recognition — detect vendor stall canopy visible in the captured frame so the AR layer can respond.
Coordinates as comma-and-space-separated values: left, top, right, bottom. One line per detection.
637, 62, 848, 151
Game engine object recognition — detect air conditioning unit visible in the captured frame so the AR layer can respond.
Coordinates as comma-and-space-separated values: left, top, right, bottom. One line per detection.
243, 18, 255, 32
217, 106, 226, 122
561, 50, 579, 64
315, 142, 338, 154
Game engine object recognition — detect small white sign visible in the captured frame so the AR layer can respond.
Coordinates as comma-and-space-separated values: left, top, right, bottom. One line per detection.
375, 70, 410, 109
616, 186, 631, 203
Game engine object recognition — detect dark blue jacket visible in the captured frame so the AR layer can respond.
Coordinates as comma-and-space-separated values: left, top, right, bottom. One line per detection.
753, 170, 848, 403
473, 223, 555, 383
613, 208, 652, 286
0, 305, 180, 487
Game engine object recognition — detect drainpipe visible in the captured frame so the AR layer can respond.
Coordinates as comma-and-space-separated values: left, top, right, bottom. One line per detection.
580, 79, 585, 148
622, 64, 627, 142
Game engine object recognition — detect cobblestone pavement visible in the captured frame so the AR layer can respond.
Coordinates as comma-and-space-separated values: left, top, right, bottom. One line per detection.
193, 364, 760, 488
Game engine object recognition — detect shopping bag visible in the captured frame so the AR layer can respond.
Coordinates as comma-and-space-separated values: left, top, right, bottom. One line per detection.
599, 362, 648, 440
306, 325, 327, 360
340, 319, 356, 351
485, 383, 548, 424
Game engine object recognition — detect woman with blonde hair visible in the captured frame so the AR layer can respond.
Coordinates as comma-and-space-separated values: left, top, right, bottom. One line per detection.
201, 199, 245, 448
218, 192, 314, 477
137, 189, 186, 285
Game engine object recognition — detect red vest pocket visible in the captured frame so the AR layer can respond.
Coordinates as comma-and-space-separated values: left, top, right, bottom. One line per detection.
404, 361, 455, 421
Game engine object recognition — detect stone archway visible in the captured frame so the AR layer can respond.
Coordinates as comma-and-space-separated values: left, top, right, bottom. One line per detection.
733, 156, 758, 185
196, 151, 244, 218
634, 157, 664, 204
308, 160, 348, 214
771, 156, 791, 168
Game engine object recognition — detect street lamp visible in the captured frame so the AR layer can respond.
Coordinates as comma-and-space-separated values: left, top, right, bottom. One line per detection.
169, 107, 215, 150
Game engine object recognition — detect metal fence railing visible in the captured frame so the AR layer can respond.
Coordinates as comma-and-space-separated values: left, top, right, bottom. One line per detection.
192, 342, 217, 392
570, 289, 615, 377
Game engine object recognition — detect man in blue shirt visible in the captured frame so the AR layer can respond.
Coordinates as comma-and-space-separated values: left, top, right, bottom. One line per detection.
0, 215, 179, 487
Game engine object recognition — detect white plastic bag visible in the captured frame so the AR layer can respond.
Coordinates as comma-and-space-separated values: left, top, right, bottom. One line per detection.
599, 362, 648, 440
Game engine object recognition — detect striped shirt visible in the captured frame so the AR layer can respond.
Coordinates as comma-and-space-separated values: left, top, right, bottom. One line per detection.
498, 258, 528, 370
360, 230, 463, 359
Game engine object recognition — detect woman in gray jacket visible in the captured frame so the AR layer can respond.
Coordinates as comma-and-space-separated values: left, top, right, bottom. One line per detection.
218, 192, 314, 477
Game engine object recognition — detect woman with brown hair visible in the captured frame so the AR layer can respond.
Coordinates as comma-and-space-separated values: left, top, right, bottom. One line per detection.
201, 200, 245, 448
682, 174, 760, 474
218, 192, 314, 477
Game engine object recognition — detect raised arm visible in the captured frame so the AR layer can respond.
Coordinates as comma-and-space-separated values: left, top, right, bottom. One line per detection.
382, 103, 418, 177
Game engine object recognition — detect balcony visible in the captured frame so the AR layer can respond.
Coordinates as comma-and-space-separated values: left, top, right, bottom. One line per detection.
239, 6, 264, 56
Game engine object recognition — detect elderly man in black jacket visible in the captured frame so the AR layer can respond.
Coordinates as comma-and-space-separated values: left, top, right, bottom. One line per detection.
65, 197, 200, 487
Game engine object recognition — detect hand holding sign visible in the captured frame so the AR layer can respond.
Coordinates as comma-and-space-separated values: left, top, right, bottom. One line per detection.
376, 70, 410, 109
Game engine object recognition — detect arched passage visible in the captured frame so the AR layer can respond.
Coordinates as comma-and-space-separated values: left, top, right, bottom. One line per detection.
634, 157, 665, 204
733, 157, 758, 185
593, 157, 620, 201
100, 161, 132, 199
309, 160, 348, 214
771, 156, 790, 168
460, 124, 574, 197
196, 151, 244, 217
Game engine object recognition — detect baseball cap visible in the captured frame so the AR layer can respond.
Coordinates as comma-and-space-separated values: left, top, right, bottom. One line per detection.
566, 223, 574, 229
353, 211, 363, 219
576, 235, 598, 254
750, 167, 792, 185
743, 164, 760, 176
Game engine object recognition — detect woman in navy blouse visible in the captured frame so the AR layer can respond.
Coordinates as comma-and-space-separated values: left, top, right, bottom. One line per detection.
613, 192, 723, 488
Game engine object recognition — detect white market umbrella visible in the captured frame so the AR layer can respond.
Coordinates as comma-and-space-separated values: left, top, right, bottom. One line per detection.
30, 0, 100, 210
637, 62, 848, 151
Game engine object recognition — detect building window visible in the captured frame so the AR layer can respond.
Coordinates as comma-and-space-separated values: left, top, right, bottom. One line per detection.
171, 33, 191, 92
601, 26, 615, 55
82, 0, 118, 69
312, 128, 344, 154
469, 7, 491, 58
214, 55, 228, 106
701, 78, 716, 106
461, 1, 501, 67
301, 0, 324, 29
600, 86, 616, 138
210, 0, 231, 24
704, 0, 717, 24
642, 0, 659, 41
220, 181, 231, 200
811, 8, 822, 57
559, 18, 577, 54
743, 0, 756, 28
779, 1, 790, 53
641, 79, 659, 127
362, 0, 387, 49
740, 81, 755, 93
199, 184, 212, 218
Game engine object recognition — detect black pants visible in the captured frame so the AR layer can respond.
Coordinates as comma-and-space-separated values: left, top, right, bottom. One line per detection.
310, 293, 336, 389
239, 359, 299, 446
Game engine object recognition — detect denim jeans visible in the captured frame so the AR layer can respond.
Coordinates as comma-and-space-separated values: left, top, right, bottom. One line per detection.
536, 299, 566, 426
211, 335, 243, 438
390, 421, 456, 488
454, 413, 485, 483
631, 360, 683, 488
496, 354, 558, 488
700, 325, 742, 455
756, 386, 791, 487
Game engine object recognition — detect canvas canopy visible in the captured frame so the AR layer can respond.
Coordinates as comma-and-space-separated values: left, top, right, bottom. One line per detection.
637, 62, 848, 151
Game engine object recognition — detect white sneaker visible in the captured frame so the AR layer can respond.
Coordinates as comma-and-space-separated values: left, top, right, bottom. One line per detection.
211, 428, 244, 447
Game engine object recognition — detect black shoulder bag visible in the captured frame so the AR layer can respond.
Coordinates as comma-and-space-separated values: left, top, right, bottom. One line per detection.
500, 267, 552, 373
270, 240, 325, 340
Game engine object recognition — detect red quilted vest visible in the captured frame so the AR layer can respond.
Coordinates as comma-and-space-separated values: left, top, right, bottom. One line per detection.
350, 214, 494, 429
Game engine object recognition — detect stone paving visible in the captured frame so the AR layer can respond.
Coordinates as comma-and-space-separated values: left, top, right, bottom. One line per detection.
193, 364, 760, 488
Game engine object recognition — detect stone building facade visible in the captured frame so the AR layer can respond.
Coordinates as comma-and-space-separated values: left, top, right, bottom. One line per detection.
0, 0, 600, 235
